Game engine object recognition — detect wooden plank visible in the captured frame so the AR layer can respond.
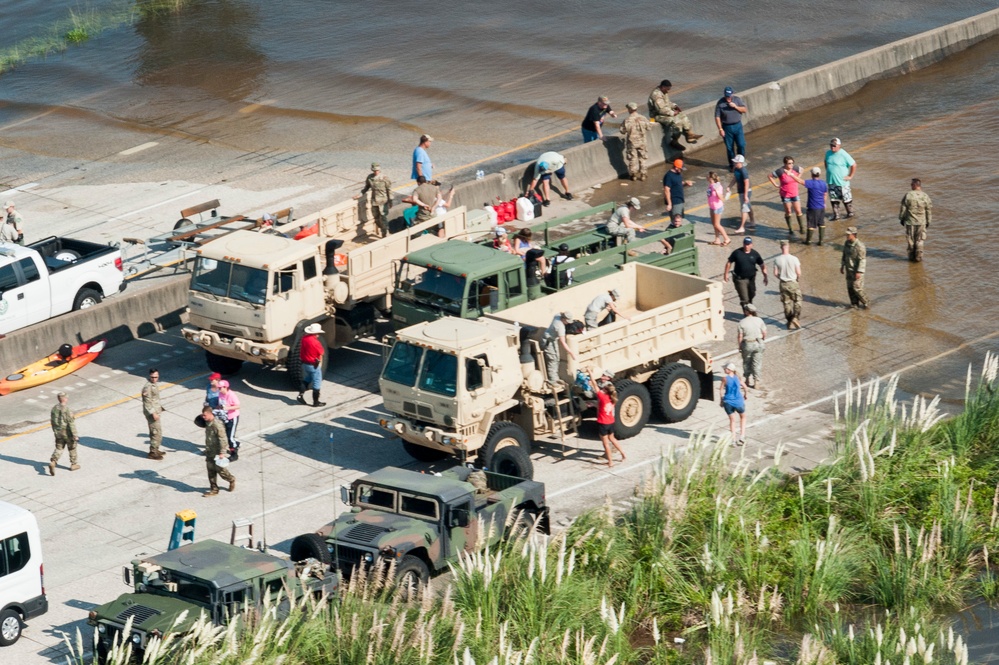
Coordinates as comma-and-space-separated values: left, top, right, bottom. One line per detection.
167, 215, 248, 243
179, 199, 221, 219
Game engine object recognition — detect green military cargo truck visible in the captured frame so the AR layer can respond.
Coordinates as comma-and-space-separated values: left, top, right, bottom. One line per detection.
290, 465, 548, 592
87, 540, 336, 663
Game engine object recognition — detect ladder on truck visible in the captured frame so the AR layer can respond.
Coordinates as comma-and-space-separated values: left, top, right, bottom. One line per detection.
549, 381, 579, 457
121, 200, 294, 280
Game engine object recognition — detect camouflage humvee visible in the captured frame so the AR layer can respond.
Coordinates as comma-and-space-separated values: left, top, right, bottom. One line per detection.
290, 465, 549, 589
87, 540, 336, 663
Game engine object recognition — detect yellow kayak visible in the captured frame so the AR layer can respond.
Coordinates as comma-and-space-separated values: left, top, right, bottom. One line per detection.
0, 339, 107, 396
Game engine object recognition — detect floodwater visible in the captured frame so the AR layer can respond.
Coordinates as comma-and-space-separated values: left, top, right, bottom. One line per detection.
1, 0, 996, 187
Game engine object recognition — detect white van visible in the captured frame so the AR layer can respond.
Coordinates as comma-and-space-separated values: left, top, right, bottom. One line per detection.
0, 501, 47, 646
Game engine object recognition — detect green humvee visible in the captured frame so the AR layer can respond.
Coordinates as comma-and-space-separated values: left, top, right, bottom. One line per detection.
87, 540, 336, 663
290, 466, 548, 590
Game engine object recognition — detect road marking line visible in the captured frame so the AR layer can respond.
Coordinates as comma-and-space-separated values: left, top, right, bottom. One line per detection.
118, 141, 159, 156
0, 183, 39, 197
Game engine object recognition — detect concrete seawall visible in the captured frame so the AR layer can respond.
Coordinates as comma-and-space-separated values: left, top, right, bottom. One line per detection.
0, 276, 189, 374
452, 7, 999, 210
3, 8, 997, 375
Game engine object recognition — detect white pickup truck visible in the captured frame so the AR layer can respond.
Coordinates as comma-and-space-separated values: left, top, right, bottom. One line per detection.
0, 237, 125, 335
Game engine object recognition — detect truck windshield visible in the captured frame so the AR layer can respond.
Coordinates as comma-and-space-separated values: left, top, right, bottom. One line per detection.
382, 342, 422, 387
191, 257, 268, 305
396, 262, 464, 314
418, 349, 458, 397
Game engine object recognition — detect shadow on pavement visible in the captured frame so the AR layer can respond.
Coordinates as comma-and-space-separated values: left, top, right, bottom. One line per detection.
0, 451, 51, 475
261, 414, 395, 472
120, 469, 203, 493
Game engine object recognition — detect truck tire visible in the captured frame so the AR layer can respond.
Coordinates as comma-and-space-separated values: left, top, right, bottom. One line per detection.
649, 363, 700, 423
402, 440, 450, 462
509, 508, 542, 540
287, 323, 329, 390
613, 380, 651, 439
0, 608, 22, 646
206, 351, 243, 376
72, 288, 103, 310
54, 249, 81, 262
290, 533, 332, 566
393, 555, 430, 598
481, 422, 533, 479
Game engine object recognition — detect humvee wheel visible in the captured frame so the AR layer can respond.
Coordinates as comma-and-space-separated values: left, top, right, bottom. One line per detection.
613, 380, 651, 439
290, 533, 332, 566
481, 422, 533, 479
394, 555, 430, 600
649, 363, 700, 422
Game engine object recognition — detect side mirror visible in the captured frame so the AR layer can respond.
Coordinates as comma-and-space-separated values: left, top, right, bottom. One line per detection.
122, 566, 131, 586
339, 485, 354, 506
449, 508, 470, 528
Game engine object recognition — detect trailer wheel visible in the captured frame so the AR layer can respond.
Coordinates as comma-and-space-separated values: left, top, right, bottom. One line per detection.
401, 440, 450, 462
649, 363, 700, 422
613, 380, 651, 439
72, 288, 102, 310
480, 422, 533, 479
290, 533, 332, 566
206, 352, 243, 376
173, 218, 193, 231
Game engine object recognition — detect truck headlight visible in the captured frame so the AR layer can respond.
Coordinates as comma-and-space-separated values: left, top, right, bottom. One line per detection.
363, 553, 374, 563
251, 347, 261, 356
97, 624, 107, 634
131, 633, 142, 645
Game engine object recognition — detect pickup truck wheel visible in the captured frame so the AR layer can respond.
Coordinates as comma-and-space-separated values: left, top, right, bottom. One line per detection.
481, 422, 533, 479
72, 288, 102, 310
0, 608, 22, 646
613, 380, 651, 439
393, 555, 430, 599
650, 363, 700, 422
401, 440, 450, 462
290, 533, 332, 566
206, 352, 243, 376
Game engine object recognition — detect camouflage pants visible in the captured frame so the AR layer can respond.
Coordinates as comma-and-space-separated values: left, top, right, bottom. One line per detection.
740, 340, 764, 383
905, 224, 926, 260
146, 413, 162, 451
846, 272, 869, 308
206, 458, 235, 491
372, 201, 391, 236
624, 141, 648, 178
543, 340, 560, 384
779, 280, 802, 323
51, 436, 78, 465
656, 114, 692, 138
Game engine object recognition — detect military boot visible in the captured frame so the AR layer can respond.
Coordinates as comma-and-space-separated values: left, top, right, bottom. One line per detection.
817, 226, 825, 246
684, 129, 703, 144
312, 390, 327, 407
804, 230, 813, 245
669, 138, 687, 151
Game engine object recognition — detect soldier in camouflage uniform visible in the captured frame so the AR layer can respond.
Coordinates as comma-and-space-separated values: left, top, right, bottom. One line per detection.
201, 407, 235, 496
141, 368, 165, 460
899, 178, 932, 262
840, 226, 869, 309
647, 80, 702, 152
3, 200, 24, 245
49, 392, 79, 475
354, 163, 393, 237
619, 102, 650, 181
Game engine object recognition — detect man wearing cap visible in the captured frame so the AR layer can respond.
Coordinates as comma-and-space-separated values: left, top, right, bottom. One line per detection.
354, 163, 393, 237
411, 134, 434, 181
726, 155, 755, 233
201, 406, 235, 497
2, 201, 24, 245
585, 289, 628, 330
543, 312, 578, 385
824, 138, 857, 219
663, 159, 692, 220
899, 178, 932, 262
648, 80, 702, 152
526, 151, 572, 206
619, 102, 650, 180
606, 198, 645, 244
49, 392, 79, 475
737, 303, 767, 389
715, 87, 748, 169
581, 96, 617, 143
840, 226, 869, 309
724, 237, 768, 308
297, 323, 327, 407
402, 176, 441, 226
773, 239, 803, 329
803, 167, 829, 245
141, 368, 165, 460
547, 243, 575, 288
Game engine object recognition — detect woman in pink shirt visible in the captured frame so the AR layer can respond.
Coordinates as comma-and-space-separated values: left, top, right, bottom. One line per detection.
768, 155, 806, 236
706, 171, 730, 246
218, 380, 241, 460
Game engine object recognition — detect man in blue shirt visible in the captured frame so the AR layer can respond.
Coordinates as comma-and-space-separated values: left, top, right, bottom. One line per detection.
411, 134, 434, 181
662, 159, 691, 220
714, 87, 748, 170
803, 167, 829, 245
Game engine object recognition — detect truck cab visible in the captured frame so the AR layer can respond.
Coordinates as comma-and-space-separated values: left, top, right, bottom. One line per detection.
88, 540, 335, 663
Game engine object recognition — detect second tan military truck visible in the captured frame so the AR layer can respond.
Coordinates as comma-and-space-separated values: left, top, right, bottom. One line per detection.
180, 199, 490, 380
377, 262, 724, 478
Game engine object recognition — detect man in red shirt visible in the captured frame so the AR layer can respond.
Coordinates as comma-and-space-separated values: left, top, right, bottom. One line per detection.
297, 323, 327, 407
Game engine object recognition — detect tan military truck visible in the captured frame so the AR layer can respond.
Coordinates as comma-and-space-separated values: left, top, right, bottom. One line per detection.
377, 262, 724, 478
181, 199, 489, 380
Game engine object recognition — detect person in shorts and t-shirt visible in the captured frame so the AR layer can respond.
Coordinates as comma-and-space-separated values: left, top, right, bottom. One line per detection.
803, 167, 829, 245
768, 155, 805, 237
824, 137, 857, 219
727, 155, 754, 233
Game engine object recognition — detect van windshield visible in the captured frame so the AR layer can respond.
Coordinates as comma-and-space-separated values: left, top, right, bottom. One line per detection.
191, 257, 268, 305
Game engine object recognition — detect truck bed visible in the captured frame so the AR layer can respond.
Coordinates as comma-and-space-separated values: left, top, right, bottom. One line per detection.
29, 236, 118, 273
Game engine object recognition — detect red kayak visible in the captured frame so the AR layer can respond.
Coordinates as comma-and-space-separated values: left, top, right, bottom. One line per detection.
0, 339, 107, 396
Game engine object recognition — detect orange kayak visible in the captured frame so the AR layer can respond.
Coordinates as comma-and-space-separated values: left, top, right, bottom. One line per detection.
0, 339, 107, 396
